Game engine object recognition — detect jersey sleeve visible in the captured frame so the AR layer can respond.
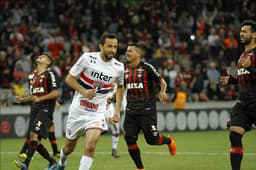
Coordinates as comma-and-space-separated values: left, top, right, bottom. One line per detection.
48, 71, 58, 91
116, 63, 124, 86
69, 54, 88, 77
145, 62, 161, 83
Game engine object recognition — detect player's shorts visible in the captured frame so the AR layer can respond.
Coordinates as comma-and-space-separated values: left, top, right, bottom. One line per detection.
29, 106, 53, 138
123, 109, 158, 139
66, 107, 108, 140
229, 100, 256, 131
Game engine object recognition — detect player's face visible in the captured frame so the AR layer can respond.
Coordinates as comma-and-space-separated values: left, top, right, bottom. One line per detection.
240, 25, 253, 46
36, 54, 51, 66
126, 46, 140, 64
100, 38, 118, 61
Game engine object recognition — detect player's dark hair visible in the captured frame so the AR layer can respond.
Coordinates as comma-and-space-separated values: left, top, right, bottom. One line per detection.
128, 42, 144, 49
241, 20, 256, 32
128, 42, 146, 57
99, 33, 118, 45
42, 52, 54, 68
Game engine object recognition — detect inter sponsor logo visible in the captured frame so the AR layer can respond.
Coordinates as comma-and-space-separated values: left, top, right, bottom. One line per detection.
91, 71, 112, 82
237, 68, 250, 75
127, 82, 143, 89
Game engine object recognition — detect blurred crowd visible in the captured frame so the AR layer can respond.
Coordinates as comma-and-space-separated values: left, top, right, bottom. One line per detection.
0, 0, 256, 107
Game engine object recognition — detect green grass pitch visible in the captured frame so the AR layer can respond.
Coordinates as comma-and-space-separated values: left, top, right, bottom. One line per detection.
1, 130, 255, 170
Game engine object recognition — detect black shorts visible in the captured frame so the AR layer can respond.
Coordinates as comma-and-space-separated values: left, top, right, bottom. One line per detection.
123, 109, 158, 139
230, 101, 256, 131
29, 106, 54, 138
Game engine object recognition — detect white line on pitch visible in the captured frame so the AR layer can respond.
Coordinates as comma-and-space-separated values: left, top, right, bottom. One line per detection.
1, 151, 256, 156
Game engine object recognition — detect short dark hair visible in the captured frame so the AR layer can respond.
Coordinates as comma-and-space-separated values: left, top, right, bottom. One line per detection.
128, 42, 144, 49
42, 52, 54, 68
241, 20, 256, 32
99, 33, 118, 45
128, 42, 146, 57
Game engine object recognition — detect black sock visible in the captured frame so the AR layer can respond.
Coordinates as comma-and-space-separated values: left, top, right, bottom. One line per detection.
230, 131, 243, 170
24, 140, 38, 167
37, 143, 55, 163
128, 144, 144, 169
20, 137, 30, 154
158, 134, 171, 145
48, 132, 58, 155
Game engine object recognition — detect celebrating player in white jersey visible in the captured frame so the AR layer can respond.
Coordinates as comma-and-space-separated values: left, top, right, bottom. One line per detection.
57, 33, 124, 170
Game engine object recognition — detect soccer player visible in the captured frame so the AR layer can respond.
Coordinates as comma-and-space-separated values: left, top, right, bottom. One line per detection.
219, 20, 256, 170
14, 53, 59, 170
123, 43, 177, 170
56, 33, 124, 170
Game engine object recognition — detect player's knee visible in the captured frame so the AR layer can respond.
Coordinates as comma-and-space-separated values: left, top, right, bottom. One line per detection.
124, 135, 137, 145
229, 131, 242, 146
145, 135, 158, 145
64, 143, 76, 154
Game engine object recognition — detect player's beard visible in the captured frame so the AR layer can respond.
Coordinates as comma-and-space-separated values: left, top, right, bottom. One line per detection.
241, 36, 252, 46
103, 51, 114, 61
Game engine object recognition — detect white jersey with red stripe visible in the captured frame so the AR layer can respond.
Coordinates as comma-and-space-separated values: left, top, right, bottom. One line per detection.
69, 52, 124, 115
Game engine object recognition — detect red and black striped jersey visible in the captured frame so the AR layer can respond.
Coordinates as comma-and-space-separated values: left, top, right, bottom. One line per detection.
237, 46, 256, 104
124, 61, 161, 112
28, 69, 58, 108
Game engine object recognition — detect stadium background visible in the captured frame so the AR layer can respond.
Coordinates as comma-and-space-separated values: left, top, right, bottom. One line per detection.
0, 0, 256, 136
1, 1, 256, 170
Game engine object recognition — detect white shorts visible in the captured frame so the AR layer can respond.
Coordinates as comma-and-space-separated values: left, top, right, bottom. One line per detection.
66, 106, 108, 140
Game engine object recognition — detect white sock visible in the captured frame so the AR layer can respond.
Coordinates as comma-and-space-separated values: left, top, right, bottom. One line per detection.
112, 135, 119, 149
79, 155, 93, 170
59, 147, 68, 166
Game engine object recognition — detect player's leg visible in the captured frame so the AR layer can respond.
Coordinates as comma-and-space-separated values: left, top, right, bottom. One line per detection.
57, 138, 78, 169
48, 124, 60, 158
141, 114, 176, 156
229, 126, 245, 170
228, 102, 250, 170
18, 133, 30, 160
18, 112, 34, 160
124, 113, 144, 169
78, 128, 102, 170
109, 122, 120, 158
57, 111, 85, 169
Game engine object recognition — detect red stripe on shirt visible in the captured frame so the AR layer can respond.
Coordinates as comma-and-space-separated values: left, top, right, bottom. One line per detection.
144, 70, 149, 99
138, 65, 143, 99
44, 72, 48, 95
133, 68, 138, 98
80, 73, 112, 88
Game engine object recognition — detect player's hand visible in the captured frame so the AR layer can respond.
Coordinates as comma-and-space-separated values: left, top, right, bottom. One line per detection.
107, 118, 115, 125
239, 57, 251, 68
113, 112, 120, 123
15, 96, 22, 103
219, 76, 230, 85
84, 89, 96, 99
159, 92, 169, 103
55, 101, 60, 109
107, 96, 113, 104
32, 96, 41, 103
